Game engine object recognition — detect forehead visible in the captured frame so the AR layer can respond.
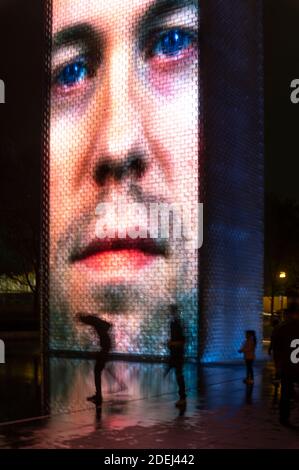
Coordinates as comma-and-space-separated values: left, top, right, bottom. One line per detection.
53, 0, 197, 34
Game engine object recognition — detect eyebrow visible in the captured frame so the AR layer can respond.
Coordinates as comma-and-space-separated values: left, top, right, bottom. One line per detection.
138, 0, 198, 50
140, 0, 198, 28
52, 24, 100, 54
52, 0, 198, 52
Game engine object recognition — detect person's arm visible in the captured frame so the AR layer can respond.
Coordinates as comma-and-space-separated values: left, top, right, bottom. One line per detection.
169, 340, 184, 347
268, 337, 273, 355
272, 327, 285, 366
76, 313, 95, 326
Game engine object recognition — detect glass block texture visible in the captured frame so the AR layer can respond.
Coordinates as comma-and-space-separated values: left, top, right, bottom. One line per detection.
199, 0, 264, 362
49, 0, 199, 358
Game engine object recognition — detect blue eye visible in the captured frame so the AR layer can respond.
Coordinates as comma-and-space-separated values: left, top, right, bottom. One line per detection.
152, 29, 194, 57
56, 57, 89, 86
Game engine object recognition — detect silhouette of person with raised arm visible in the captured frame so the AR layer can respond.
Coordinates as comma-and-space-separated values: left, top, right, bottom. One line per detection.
78, 314, 112, 407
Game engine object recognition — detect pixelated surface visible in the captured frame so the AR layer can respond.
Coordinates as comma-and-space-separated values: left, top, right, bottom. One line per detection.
47, 0, 263, 362
49, 0, 199, 358
199, 0, 264, 362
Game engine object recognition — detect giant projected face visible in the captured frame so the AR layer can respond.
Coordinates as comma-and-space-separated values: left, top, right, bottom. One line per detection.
49, 0, 199, 356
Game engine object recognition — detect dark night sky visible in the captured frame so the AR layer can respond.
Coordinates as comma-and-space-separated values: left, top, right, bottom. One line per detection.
265, 0, 299, 201
0, 0, 299, 202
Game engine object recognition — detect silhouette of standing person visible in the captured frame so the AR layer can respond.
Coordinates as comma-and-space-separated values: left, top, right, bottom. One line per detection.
165, 304, 187, 408
272, 304, 299, 426
78, 315, 112, 407
238, 330, 257, 384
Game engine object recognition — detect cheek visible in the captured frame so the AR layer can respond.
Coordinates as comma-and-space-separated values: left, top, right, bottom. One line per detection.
51, 114, 84, 168
50, 112, 92, 189
148, 86, 199, 177
49, 116, 89, 237
150, 83, 198, 138
148, 51, 198, 96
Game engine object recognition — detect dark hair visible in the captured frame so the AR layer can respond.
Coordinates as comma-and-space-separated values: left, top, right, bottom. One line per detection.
246, 330, 257, 346
170, 304, 178, 314
285, 303, 299, 315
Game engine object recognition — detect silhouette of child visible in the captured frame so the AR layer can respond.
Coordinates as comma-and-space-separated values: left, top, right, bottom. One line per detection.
239, 330, 257, 384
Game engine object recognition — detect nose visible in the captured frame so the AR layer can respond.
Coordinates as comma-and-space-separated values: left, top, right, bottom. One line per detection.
93, 45, 148, 187
94, 154, 147, 186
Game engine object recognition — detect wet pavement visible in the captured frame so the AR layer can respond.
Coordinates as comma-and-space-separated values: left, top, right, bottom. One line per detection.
0, 345, 299, 448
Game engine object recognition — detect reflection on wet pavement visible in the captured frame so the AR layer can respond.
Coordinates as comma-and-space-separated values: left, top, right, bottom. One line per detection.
1, 346, 299, 448
49, 358, 198, 418
0, 354, 42, 423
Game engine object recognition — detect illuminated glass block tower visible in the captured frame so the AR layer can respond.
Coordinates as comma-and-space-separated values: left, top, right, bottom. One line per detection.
199, 0, 264, 362
45, 0, 263, 363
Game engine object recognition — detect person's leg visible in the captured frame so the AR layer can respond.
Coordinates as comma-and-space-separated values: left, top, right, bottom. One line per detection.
164, 363, 172, 378
94, 358, 104, 404
164, 354, 176, 378
105, 364, 127, 391
175, 362, 186, 402
248, 360, 254, 380
273, 361, 281, 385
245, 360, 250, 380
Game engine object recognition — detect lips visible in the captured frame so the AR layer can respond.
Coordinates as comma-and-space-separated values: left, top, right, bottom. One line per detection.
69, 237, 169, 271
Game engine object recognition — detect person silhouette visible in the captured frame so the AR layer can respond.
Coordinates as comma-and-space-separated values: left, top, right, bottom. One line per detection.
272, 304, 299, 426
238, 330, 257, 384
78, 314, 112, 407
165, 304, 187, 408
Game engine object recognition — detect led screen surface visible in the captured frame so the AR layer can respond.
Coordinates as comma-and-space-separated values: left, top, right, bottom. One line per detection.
49, 0, 199, 357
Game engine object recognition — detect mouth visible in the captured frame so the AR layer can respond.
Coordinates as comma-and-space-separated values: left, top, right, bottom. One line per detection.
69, 237, 169, 271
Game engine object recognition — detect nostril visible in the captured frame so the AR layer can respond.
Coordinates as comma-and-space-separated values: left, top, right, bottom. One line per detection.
114, 166, 125, 181
129, 156, 147, 179
94, 162, 111, 185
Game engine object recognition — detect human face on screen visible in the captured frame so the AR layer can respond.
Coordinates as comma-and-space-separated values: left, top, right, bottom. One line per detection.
50, 0, 199, 354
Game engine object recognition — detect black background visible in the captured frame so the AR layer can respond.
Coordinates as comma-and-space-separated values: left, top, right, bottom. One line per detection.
264, 0, 299, 200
